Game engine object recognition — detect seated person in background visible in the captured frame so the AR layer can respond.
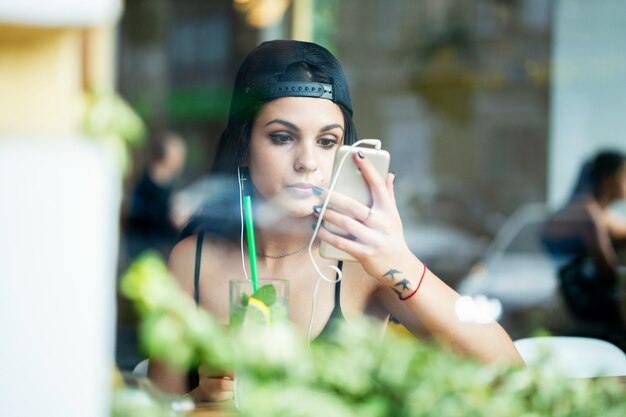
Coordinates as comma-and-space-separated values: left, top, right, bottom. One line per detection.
125, 131, 187, 261
541, 150, 626, 337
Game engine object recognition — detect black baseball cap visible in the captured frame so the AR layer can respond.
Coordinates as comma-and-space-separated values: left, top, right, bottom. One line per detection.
229, 39, 353, 117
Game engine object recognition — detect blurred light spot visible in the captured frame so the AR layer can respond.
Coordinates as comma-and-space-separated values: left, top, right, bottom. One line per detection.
468, 261, 487, 277
233, 0, 290, 28
455, 295, 502, 324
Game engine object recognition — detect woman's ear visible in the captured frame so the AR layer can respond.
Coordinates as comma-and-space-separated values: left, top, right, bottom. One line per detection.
239, 151, 249, 168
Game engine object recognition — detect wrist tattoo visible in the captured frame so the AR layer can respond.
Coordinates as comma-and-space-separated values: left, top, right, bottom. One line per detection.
382, 269, 401, 280
382, 268, 413, 299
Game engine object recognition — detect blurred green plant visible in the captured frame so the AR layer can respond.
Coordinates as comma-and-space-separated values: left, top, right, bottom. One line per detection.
82, 90, 147, 176
313, 0, 338, 53
121, 253, 626, 417
111, 369, 193, 417
121, 251, 231, 372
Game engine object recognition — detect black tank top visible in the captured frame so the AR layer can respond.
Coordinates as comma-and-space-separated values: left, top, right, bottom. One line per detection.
193, 230, 345, 337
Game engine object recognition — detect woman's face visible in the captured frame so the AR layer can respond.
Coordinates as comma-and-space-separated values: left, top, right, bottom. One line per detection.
247, 96, 345, 217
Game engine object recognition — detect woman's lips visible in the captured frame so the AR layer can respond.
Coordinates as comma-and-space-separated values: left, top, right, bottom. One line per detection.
286, 183, 315, 198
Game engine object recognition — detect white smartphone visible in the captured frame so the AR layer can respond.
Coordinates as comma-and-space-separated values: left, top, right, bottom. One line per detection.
319, 142, 391, 261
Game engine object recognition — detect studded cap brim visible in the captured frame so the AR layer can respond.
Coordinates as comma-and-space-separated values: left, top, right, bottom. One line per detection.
229, 40, 353, 116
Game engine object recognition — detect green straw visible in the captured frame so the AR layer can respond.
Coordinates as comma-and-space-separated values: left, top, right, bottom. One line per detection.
243, 194, 259, 292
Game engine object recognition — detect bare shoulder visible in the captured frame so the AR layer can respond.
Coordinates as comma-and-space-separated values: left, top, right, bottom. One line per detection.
198, 234, 240, 266
168, 235, 239, 293
584, 199, 604, 220
168, 236, 200, 295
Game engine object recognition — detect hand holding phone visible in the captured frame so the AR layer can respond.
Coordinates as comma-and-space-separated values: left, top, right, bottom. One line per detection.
319, 140, 390, 261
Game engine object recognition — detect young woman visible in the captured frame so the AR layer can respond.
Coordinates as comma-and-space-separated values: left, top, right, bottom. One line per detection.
542, 150, 626, 335
148, 40, 522, 401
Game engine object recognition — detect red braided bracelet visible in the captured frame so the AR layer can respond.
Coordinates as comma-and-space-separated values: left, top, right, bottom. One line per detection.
400, 263, 427, 301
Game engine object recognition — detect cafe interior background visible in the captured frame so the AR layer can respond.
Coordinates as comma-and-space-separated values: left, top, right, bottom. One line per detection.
1, 0, 625, 416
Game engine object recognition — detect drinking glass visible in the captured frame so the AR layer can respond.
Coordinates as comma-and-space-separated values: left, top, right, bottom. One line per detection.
229, 279, 289, 408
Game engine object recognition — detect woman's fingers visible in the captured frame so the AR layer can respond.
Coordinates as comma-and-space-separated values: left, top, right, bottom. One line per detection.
312, 152, 401, 264
386, 172, 395, 195
385, 172, 400, 217
315, 187, 370, 222
316, 222, 375, 260
352, 151, 390, 209
313, 152, 407, 277
315, 204, 378, 244
196, 367, 234, 402
198, 375, 234, 402
315, 152, 392, 221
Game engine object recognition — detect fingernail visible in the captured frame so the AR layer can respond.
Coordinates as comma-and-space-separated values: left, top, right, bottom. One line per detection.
313, 205, 321, 214
358, 150, 365, 159
391, 173, 396, 184
312, 186, 323, 196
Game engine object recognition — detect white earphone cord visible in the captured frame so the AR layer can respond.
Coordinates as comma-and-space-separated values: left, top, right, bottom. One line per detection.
305, 139, 381, 341
237, 167, 250, 282
237, 140, 382, 342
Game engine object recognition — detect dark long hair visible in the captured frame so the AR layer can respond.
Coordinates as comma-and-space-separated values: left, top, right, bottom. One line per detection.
589, 150, 625, 191
570, 150, 626, 199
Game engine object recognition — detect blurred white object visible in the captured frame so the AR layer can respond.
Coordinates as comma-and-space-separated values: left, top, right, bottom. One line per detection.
0, 0, 122, 26
0, 139, 120, 417
455, 295, 502, 324
132, 358, 149, 377
514, 336, 626, 378
114, 371, 195, 416
458, 203, 558, 310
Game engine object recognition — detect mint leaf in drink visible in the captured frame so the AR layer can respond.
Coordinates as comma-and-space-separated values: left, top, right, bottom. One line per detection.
240, 292, 250, 306
230, 305, 247, 327
252, 284, 276, 306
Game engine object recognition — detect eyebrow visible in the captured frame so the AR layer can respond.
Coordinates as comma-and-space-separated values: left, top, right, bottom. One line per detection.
265, 119, 299, 131
320, 123, 344, 133
264, 119, 344, 133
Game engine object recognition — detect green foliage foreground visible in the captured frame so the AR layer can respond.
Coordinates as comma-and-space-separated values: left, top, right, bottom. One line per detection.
121, 253, 625, 417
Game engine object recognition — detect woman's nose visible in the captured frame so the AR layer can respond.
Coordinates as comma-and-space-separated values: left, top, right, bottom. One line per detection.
294, 144, 317, 172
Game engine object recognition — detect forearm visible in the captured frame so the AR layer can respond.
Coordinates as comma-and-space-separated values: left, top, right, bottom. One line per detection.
147, 359, 189, 395
381, 253, 523, 364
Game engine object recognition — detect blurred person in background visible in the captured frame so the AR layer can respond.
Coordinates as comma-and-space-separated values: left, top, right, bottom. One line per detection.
125, 131, 188, 261
118, 132, 187, 370
542, 150, 626, 347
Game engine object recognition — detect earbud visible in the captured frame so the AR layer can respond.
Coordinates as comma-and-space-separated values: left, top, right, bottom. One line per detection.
239, 167, 253, 196
237, 166, 250, 281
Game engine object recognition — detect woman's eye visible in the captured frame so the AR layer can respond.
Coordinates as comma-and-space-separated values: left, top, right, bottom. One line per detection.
318, 137, 339, 148
269, 133, 293, 144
